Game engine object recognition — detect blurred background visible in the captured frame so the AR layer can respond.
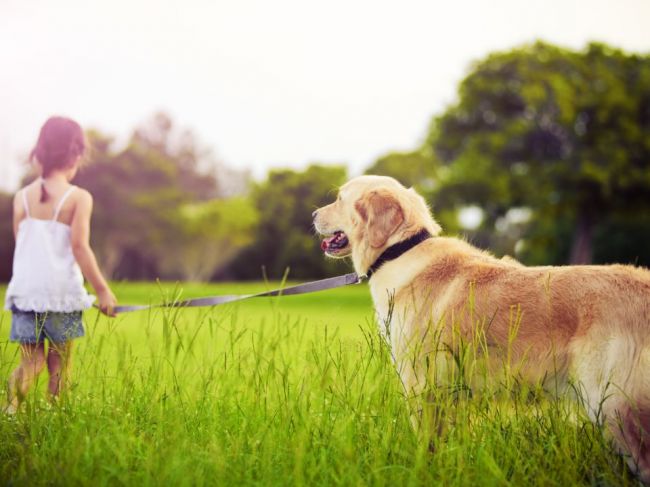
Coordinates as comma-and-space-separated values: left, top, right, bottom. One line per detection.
1, 0, 649, 282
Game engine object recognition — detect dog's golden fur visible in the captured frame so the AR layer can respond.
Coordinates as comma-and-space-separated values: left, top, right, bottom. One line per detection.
314, 175, 650, 481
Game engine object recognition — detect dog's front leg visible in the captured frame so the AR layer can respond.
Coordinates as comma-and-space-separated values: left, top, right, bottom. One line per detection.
397, 347, 461, 449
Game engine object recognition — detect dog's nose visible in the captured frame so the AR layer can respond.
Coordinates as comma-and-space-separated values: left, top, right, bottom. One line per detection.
312, 209, 318, 218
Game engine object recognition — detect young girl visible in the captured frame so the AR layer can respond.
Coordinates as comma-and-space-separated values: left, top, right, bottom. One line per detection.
4, 116, 117, 413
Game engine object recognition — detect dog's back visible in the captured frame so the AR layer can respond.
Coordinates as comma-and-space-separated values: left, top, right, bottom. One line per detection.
400, 240, 650, 481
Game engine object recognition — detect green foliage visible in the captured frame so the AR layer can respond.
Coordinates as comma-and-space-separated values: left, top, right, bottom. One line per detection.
2, 42, 649, 280
131, 112, 220, 201
364, 149, 438, 194
429, 42, 650, 264
230, 164, 349, 280
74, 132, 193, 279
164, 198, 259, 281
0, 113, 253, 282
71, 116, 251, 281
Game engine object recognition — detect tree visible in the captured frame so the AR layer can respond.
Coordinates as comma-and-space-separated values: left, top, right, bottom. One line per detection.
230, 164, 349, 280
364, 149, 438, 193
72, 115, 252, 280
162, 197, 259, 281
430, 42, 650, 264
131, 112, 220, 200
75, 130, 191, 279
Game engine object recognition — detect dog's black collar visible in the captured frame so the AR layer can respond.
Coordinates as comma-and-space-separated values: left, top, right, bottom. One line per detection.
364, 229, 432, 280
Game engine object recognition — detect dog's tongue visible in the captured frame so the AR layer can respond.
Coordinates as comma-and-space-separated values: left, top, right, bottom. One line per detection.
321, 235, 337, 251
321, 231, 348, 251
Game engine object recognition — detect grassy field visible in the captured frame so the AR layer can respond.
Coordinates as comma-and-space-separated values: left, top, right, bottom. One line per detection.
0, 282, 635, 486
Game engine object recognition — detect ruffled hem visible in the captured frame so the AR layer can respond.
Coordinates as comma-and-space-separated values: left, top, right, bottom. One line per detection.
5, 294, 96, 313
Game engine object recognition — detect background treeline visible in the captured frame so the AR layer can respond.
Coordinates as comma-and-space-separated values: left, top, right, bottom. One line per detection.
1, 41, 649, 282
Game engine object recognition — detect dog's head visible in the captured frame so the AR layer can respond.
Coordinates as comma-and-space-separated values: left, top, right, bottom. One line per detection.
313, 175, 441, 275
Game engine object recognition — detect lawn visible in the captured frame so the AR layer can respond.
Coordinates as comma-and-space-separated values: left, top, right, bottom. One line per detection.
0, 282, 634, 486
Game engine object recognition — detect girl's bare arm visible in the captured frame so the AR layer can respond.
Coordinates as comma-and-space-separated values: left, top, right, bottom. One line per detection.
70, 190, 117, 316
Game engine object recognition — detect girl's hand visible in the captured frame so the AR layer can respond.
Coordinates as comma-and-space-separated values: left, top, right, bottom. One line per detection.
98, 289, 117, 317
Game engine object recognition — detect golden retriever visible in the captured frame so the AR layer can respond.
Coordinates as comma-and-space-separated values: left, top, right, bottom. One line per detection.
313, 175, 650, 481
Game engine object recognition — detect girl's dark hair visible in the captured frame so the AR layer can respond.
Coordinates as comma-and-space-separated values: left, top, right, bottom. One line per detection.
30, 116, 86, 202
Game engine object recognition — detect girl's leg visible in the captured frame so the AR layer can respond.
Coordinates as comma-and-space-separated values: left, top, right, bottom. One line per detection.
46, 341, 73, 398
7, 343, 46, 412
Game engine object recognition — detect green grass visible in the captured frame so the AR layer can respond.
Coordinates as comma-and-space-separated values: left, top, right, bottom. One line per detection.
0, 282, 635, 486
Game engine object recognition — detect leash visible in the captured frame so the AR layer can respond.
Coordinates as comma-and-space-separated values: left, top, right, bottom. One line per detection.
99, 228, 432, 314
98, 272, 363, 314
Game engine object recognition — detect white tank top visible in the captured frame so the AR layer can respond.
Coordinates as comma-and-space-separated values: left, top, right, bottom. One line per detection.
4, 186, 96, 312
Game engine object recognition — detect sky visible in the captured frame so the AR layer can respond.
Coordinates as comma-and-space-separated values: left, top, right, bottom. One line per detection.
1, 0, 649, 192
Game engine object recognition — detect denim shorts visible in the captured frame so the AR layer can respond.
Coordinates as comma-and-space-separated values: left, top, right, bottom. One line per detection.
10, 306, 85, 344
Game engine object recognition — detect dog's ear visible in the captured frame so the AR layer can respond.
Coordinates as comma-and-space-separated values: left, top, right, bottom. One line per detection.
357, 189, 404, 248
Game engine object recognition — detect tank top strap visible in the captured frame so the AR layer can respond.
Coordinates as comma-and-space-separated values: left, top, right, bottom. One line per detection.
52, 186, 77, 222
21, 188, 31, 218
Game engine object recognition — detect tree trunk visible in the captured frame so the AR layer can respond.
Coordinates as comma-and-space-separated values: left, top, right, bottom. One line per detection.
569, 212, 593, 265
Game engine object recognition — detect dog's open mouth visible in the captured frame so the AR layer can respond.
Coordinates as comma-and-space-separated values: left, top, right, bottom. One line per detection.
320, 231, 350, 255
